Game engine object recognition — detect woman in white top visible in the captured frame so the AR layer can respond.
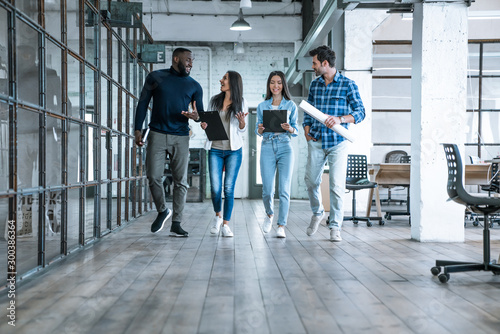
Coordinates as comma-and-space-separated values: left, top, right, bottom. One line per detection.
201, 71, 248, 237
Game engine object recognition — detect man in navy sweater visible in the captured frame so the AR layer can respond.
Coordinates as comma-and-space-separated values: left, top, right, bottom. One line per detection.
134, 48, 203, 236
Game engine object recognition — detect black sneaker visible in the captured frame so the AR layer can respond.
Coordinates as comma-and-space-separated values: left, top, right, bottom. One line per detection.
151, 209, 172, 233
170, 221, 189, 237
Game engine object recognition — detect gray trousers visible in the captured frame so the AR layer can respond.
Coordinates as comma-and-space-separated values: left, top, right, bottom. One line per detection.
146, 131, 189, 222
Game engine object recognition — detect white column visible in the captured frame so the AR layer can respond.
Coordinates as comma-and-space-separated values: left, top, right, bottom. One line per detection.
344, 10, 388, 208
345, 10, 388, 155
411, 2, 468, 241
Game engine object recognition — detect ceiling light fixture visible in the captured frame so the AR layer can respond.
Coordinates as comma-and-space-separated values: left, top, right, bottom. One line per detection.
230, 8, 252, 31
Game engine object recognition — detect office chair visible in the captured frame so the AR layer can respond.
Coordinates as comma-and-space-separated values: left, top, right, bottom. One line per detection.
384, 155, 411, 224
380, 150, 409, 205
465, 156, 500, 227
431, 144, 500, 283
344, 155, 383, 227
400, 155, 411, 163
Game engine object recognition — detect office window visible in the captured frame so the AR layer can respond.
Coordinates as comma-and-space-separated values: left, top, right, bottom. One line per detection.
111, 182, 118, 227
111, 83, 119, 130
46, 40, 63, 114
67, 188, 81, 250
17, 109, 40, 190
0, 197, 8, 287
85, 65, 96, 123
46, 116, 62, 187
100, 182, 110, 233
16, 0, 38, 20
86, 125, 97, 182
0, 8, 7, 97
372, 40, 500, 162
1, 0, 151, 279
17, 20, 40, 107
67, 55, 81, 118
84, 185, 96, 242
84, 3, 97, 65
468, 41, 500, 158
45, 0, 61, 40
122, 90, 128, 133
68, 121, 81, 185
101, 26, 109, 75
16, 193, 40, 275
0, 101, 8, 191
101, 77, 110, 127
67, 1, 79, 53
112, 35, 119, 79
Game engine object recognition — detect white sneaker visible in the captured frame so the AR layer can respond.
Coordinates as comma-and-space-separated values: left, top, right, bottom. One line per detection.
276, 226, 286, 238
262, 216, 273, 233
330, 227, 342, 242
307, 212, 325, 236
221, 224, 233, 237
210, 215, 223, 234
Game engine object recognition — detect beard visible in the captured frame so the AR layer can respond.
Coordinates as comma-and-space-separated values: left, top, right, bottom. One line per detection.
177, 62, 191, 77
314, 68, 323, 77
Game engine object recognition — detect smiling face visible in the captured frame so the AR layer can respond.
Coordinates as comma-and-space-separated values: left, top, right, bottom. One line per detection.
269, 75, 283, 98
219, 72, 230, 93
174, 51, 193, 77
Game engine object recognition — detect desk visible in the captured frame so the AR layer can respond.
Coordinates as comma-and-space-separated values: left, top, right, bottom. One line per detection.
367, 163, 492, 218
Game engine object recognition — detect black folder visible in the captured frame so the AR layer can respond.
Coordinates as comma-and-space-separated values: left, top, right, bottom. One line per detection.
263, 109, 287, 133
198, 111, 229, 141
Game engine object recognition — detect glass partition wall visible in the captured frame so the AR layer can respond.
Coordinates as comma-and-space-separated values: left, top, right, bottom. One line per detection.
0, 0, 153, 286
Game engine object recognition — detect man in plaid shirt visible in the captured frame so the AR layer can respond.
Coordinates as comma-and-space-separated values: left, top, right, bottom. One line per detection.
303, 45, 366, 242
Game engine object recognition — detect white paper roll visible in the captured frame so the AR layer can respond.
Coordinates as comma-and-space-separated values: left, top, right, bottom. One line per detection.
299, 100, 355, 143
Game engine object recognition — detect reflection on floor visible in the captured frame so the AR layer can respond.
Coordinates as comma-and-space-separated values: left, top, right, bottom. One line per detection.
0, 197, 142, 281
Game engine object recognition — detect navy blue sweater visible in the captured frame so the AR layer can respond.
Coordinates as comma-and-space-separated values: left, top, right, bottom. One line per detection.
134, 67, 204, 136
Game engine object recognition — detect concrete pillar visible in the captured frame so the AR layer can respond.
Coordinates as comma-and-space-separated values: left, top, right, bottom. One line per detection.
344, 10, 388, 155
411, 2, 468, 241
343, 10, 389, 208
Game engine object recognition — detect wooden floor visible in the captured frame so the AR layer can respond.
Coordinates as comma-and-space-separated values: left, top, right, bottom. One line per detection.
1, 199, 500, 334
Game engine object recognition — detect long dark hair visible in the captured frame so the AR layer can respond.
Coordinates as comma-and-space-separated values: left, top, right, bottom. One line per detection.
210, 71, 243, 121
264, 71, 291, 101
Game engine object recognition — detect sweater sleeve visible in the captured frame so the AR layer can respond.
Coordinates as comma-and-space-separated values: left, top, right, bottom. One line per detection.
134, 73, 154, 131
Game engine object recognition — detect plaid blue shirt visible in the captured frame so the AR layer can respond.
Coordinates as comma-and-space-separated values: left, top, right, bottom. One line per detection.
303, 71, 365, 149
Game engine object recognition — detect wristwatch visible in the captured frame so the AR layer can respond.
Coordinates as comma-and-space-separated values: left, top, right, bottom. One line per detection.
340, 116, 346, 124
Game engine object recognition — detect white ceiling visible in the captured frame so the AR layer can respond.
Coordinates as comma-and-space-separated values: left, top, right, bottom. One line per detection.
141, 0, 304, 43
138, 0, 500, 43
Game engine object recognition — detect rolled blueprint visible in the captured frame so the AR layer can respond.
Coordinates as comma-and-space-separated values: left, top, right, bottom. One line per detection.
299, 100, 355, 143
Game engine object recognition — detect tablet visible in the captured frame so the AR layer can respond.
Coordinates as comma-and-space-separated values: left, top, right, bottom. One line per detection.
263, 109, 287, 133
198, 111, 229, 141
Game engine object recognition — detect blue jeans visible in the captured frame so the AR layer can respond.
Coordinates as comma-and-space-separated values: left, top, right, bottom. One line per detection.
260, 134, 294, 226
208, 148, 243, 221
304, 140, 349, 229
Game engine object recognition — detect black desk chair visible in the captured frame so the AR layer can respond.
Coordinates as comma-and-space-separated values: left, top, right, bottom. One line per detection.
431, 144, 500, 283
482, 161, 499, 196
465, 157, 500, 227
380, 150, 408, 205
384, 155, 411, 224
344, 155, 383, 227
